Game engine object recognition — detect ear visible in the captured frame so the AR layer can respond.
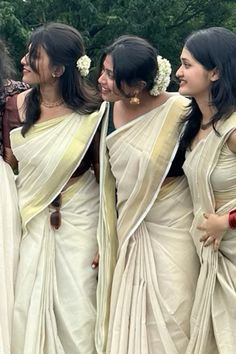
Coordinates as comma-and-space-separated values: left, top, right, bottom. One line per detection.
52, 65, 65, 78
210, 68, 219, 82
136, 80, 147, 92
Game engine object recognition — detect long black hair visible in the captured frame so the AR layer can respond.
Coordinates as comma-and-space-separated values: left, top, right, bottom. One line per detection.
98, 35, 158, 95
180, 27, 236, 149
22, 22, 101, 136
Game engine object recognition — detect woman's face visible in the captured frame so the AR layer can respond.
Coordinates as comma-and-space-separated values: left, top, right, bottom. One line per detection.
21, 45, 55, 86
176, 47, 216, 100
98, 55, 123, 102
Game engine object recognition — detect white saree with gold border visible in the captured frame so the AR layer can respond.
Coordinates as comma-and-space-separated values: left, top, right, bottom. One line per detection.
96, 96, 200, 354
10, 103, 106, 354
184, 114, 236, 354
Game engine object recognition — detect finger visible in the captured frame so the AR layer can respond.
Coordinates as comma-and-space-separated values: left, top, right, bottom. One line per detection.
204, 236, 214, 247
91, 261, 99, 269
197, 225, 206, 231
213, 239, 220, 252
200, 233, 210, 242
91, 253, 100, 269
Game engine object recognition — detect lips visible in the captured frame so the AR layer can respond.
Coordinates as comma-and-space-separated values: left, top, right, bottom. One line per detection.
178, 79, 186, 87
101, 87, 110, 94
22, 67, 31, 74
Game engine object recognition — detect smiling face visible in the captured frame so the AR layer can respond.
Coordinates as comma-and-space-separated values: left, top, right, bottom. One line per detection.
21, 45, 56, 86
176, 47, 217, 101
98, 55, 124, 102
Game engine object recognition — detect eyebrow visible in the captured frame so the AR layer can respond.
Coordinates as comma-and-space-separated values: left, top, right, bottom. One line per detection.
103, 65, 113, 73
180, 57, 190, 62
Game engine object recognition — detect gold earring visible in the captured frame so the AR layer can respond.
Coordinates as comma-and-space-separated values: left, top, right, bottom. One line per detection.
130, 92, 140, 105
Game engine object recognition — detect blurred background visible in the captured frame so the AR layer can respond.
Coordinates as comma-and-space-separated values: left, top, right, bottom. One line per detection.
1, 0, 236, 89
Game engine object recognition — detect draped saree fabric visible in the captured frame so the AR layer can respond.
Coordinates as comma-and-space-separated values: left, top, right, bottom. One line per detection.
10, 103, 107, 354
184, 114, 236, 354
0, 158, 21, 354
96, 96, 200, 354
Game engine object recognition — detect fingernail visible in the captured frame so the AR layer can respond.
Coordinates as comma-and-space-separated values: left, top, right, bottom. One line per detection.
91, 262, 98, 269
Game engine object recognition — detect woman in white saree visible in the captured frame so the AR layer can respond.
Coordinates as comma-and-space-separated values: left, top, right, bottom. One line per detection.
0, 39, 28, 354
176, 27, 236, 353
95, 36, 200, 354
7, 23, 106, 354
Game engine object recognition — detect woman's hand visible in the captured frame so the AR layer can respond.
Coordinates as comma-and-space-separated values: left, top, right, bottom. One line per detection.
91, 252, 99, 269
197, 213, 229, 251
4, 147, 18, 170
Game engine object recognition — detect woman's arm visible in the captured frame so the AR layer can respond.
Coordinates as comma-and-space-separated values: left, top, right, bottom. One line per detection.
2, 94, 22, 170
227, 129, 236, 153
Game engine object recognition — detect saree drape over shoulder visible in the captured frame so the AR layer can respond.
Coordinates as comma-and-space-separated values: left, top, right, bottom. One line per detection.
10, 103, 106, 354
96, 96, 200, 354
184, 114, 236, 354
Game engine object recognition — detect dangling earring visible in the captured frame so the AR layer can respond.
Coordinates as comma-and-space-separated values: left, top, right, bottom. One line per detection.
130, 91, 140, 105
52, 72, 56, 78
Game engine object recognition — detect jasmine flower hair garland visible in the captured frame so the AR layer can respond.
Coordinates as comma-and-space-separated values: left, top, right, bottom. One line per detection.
150, 55, 172, 96
76, 55, 91, 77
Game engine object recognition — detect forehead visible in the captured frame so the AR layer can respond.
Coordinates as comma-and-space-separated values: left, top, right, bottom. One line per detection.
180, 47, 194, 60
29, 43, 48, 58
103, 54, 113, 69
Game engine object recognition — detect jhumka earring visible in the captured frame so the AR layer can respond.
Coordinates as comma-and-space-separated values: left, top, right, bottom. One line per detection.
130, 92, 140, 105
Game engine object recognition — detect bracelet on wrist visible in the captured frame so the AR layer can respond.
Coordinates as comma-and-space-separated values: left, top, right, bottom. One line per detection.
228, 209, 236, 229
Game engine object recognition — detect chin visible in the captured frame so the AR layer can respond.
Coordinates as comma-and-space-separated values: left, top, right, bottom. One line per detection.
101, 93, 108, 101
178, 88, 190, 97
22, 76, 32, 85
102, 94, 116, 103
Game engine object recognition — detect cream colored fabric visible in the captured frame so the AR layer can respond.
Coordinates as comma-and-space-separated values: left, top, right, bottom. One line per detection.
0, 157, 21, 354
211, 143, 236, 209
95, 108, 118, 354
184, 114, 236, 354
10, 104, 106, 354
96, 96, 200, 354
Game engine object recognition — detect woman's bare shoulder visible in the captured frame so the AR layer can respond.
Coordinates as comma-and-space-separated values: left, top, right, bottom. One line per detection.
227, 129, 236, 154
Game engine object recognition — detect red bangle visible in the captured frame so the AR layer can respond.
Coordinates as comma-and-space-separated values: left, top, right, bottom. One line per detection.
228, 210, 236, 229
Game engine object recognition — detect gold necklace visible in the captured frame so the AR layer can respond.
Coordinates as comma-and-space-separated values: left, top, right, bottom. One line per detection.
41, 98, 64, 108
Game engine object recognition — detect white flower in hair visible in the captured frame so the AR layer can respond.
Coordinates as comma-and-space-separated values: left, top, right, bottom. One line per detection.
76, 54, 91, 77
150, 55, 172, 96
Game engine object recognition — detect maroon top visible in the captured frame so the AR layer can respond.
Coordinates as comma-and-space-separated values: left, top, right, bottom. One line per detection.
0, 80, 28, 155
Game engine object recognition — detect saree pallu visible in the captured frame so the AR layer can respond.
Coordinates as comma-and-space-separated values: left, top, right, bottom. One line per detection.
10, 105, 106, 354
0, 157, 21, 354
96, 96, 200, 354
184, 114, 236, 354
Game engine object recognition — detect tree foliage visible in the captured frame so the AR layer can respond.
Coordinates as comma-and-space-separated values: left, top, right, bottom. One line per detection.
1, 0, 236, 83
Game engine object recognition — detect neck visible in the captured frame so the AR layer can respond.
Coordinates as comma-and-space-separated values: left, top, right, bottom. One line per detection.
120, 91, 169, 112
41, 97, 64, 108
40, 85, 64, 108
195, 96, 216, 126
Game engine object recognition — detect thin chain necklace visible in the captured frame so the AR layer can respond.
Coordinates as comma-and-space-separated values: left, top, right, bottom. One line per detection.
41, 98, 64, 108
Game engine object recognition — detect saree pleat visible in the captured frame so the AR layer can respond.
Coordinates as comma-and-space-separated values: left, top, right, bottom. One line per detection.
97, 96, 200, 354
10, 104, 107, 354
184, 114, 236, 354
